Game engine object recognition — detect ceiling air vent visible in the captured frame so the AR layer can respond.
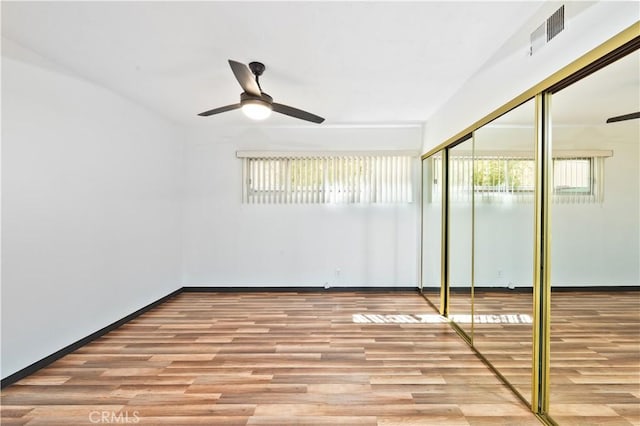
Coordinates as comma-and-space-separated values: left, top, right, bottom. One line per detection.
530, 5, 565, 56
547, 5, 565, 42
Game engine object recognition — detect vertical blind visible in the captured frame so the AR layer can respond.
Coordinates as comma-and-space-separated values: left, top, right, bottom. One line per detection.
238, 152, 416, 204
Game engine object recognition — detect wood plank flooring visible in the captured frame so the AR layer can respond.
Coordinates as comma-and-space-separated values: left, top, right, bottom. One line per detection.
471, 290, 534, 405
446, 289, 640, 426
1, 291, 539, 425
548, 291, 640, 426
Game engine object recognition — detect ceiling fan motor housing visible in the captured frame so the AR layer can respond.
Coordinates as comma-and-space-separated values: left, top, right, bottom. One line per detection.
241, 91, 273, 106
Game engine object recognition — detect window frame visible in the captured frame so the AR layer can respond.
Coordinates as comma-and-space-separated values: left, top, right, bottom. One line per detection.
238, 151, 418, 205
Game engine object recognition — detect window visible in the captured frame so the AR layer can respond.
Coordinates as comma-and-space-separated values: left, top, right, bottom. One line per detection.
238, 151, 416, 204
432, 151, 610, 204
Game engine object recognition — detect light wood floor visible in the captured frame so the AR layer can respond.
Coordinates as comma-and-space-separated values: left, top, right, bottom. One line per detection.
438, 289, 640, 426
548, 291, 640, 426
1, 291, 540, 425
469, 290, 534, 406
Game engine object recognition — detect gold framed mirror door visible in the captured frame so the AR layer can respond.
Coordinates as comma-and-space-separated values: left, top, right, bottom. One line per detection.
546, 47, 640, 424
447, 137, 474, 342
420, 151, 444, 312
419, 23, 639, 424
472, 97, 536, 406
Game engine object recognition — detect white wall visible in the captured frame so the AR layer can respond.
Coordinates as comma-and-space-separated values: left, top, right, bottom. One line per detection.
182, 124, 421, 287
423, 1, 639, 152
1, 39, 184, 378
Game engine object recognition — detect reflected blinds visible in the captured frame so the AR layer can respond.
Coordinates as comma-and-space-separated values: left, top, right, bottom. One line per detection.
432, 151, 609, 205
240, 154, 414, 204
552, 157, 604, 204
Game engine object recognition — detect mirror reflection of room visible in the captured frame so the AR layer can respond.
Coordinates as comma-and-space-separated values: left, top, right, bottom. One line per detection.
548, 49, 640, 423
421, 152, 443, 309
448, 138, 474, 340
472, 98, 536, 405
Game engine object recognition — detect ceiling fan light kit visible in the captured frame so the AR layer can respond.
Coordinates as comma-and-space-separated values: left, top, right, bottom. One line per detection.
241, 93, 273, 120
198, 60, 324, 124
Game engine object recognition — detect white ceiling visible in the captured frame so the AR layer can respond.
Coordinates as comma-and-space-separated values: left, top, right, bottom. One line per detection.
1, 1, 546, 127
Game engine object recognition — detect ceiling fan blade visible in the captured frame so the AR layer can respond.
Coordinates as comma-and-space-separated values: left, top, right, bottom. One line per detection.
606, 112, 640, 123
198, 103, 241, 116
273, 103, 325, 124
228, 60, 261, 96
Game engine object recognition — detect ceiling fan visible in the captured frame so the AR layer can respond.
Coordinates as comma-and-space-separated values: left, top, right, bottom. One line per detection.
606, 112, 640, 123
198, 60, 325, 124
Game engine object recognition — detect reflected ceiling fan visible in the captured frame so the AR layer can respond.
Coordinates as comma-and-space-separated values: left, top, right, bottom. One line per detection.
606, 112, 640, 123
198, 60, 325, 123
